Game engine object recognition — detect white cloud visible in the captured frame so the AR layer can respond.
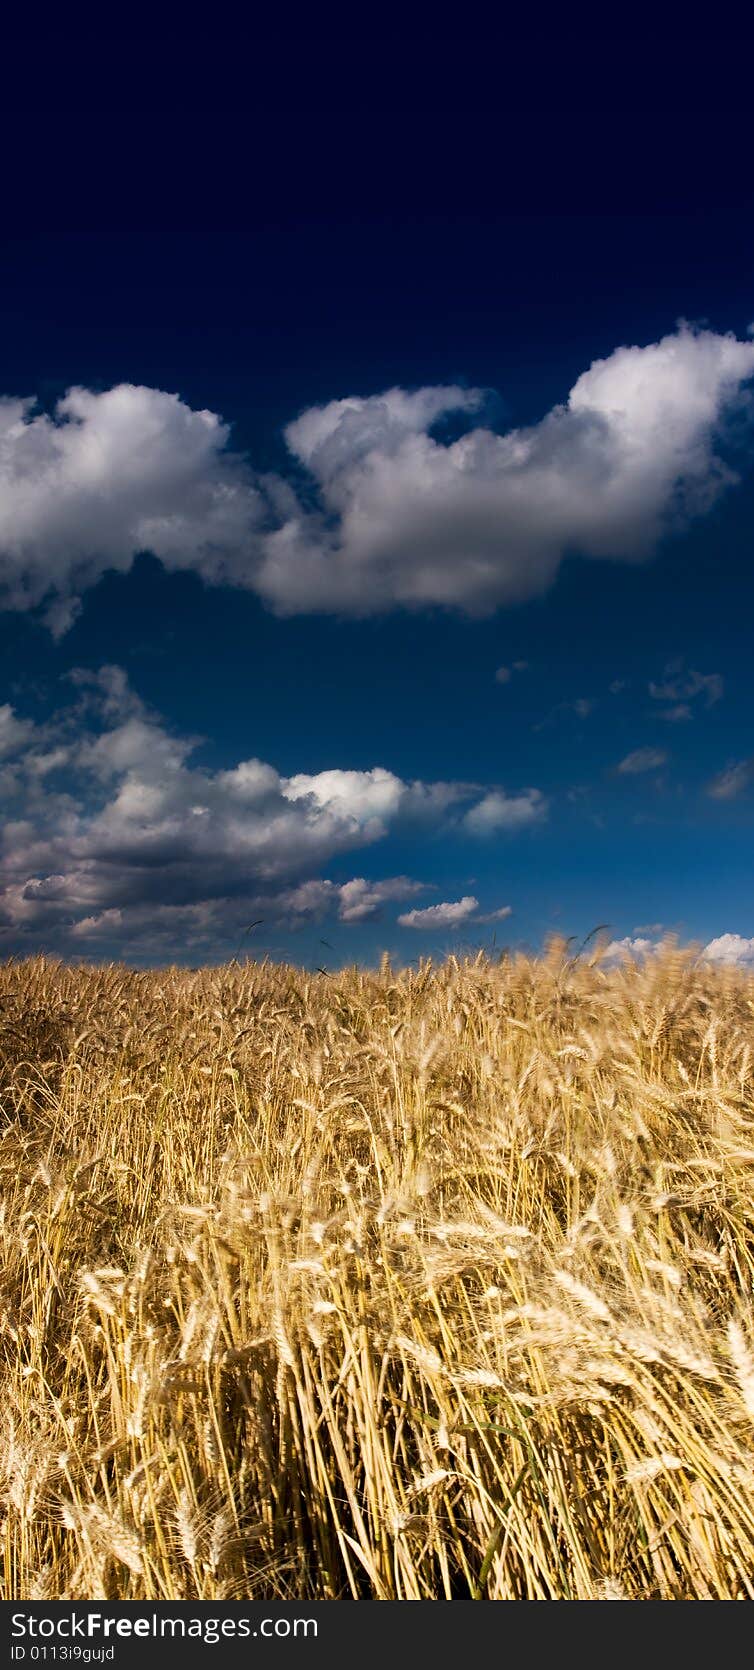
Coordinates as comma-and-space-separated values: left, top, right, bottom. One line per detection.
282, 767, 405, 833
1, 324, 753, 632
398, 896, 480, 930
0, 669, 530, 958
494, 665, 512, 683
397, 897, 511, 930
0, 386, 266, 635
617, 747, 668, 775
281, 767, 475, 834
707, 758, 754, 800
255, 325, 754, 616
603, 933, 754, 969
463, 788, 547, 834
703, 933, 754, 966
602, 937, 661, 960
334, 876, 423, 922
282, 385, 483, 476
265, 876, 424, 927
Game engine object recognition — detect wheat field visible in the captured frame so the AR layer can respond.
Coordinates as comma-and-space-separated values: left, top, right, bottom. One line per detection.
1, 942, 754, 1600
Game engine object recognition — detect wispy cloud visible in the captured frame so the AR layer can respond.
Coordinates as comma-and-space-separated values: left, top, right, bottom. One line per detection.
707, 758, 754, 800
649, 667, 723, 706
617, 747, 668, 775
649, 664, 723, 723
658, 703, 692, 723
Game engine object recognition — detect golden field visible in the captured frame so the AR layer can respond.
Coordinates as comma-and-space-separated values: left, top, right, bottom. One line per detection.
2, 943, 754, 1601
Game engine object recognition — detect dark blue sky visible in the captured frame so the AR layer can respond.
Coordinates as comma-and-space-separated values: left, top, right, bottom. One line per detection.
1, 33, 753, 967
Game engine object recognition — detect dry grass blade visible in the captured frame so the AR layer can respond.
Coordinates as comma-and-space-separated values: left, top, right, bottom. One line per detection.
1, 945, 753, 1599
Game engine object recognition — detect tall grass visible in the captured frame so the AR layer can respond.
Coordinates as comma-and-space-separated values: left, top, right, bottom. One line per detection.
1, 941, 754, 1599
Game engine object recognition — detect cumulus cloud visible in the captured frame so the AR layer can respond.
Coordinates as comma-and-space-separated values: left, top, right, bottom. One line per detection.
335, 876, 423, 922
0, 386, 267, 635
0, 668, 530, 958
617, 747, 668, 775
397, 897, 511, 930
281, 767, 470, 833
707, 758, 754, 800
260, 876, 425, 927
463, 788, 547, 835
602, 936, 661, 960
277, 876, 425, 924
282, 767, 406, 834
1, 324, 754, 632
256, 326, 754, 617
602, 933, 754, 968
703, 933, 754, 965
398, 897, 480, 930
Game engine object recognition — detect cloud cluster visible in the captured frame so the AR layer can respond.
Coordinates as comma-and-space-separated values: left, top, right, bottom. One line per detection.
0, 669, 533, 958
0, 387, 266, 635
604, 932, 754, 968
649, 664, 724, 723
1, 324, 753, 633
